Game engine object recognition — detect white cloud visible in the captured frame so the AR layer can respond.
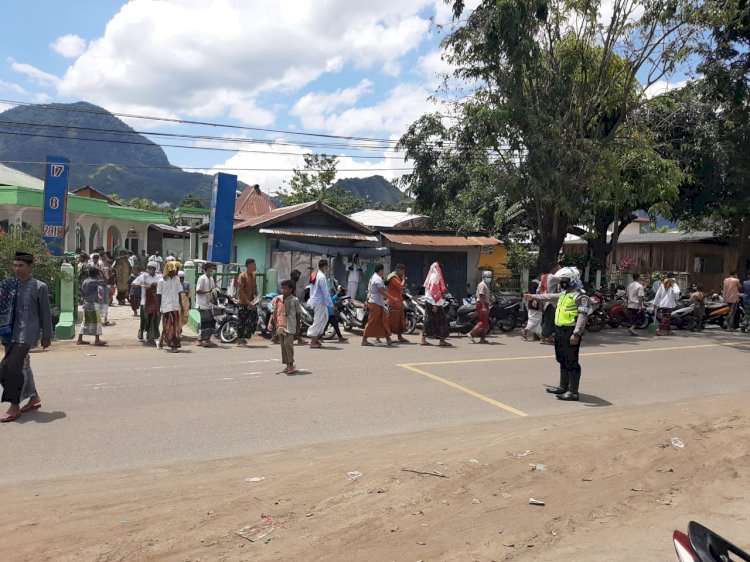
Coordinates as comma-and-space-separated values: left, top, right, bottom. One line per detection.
290, 79, 374, 126
50, 34, 88, 58
45, 0, 436, 124
0, 79, 26, 94
294, 82, 436, 137
8, 59, 59, 86
644, 79, 687, 99
206, 138, 410, 194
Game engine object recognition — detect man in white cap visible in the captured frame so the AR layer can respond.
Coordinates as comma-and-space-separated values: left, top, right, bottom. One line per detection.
469, 270, 493, 344
135, 261, 162, 344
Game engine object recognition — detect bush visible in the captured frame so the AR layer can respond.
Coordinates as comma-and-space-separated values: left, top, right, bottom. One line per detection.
0, 226, 62, 291
506, 243, 536, 274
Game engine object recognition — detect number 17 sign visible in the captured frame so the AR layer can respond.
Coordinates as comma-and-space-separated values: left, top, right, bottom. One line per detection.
42, 156, 70, 256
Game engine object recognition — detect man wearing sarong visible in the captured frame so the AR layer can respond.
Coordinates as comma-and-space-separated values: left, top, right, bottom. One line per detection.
136, 262, 161, 345
127, 267, 141, 316
113, 250, 132, 305
236, 258, 259, 346
157, 261, 183, 353
196, 262, 218, 347
469, 270, 493, 344
385, 263, 409, 343
1, 252, 53, 423
362, 263, 394, 346
307, 259, 334, 349
78, 267, 107, 347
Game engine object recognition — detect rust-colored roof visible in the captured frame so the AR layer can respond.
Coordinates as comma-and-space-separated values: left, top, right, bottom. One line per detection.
71, 185, 122, 206
234, 200, 374, 234
235, 184, 276, 219
382, 232, 501, 247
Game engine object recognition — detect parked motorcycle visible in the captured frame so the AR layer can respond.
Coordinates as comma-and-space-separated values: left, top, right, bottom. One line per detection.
339, 295, 369, 332
673, 521, 750, 561
443, 293, 478, 334
490, 294, 526, 333
401, 290, 421, 335
216, 291, 239, 343
254, 292, 279, 338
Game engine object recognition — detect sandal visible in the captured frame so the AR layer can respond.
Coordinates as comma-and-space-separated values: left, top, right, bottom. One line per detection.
20, 402, 41, 413
1, 411, 22, 423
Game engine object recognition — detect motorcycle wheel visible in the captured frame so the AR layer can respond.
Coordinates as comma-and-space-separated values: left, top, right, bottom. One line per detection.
405, 314, 417, 335
322, 323, 337, 340
587, 316, 603, 332
218, 320, 239, 343
637, 314, 651, 330
683, 317, 698, 331
497, 314, 516, 332
608, 313, 624, 329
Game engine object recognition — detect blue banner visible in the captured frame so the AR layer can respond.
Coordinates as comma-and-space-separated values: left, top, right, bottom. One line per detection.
42, 156, 70, 256
207, 172, 237, 263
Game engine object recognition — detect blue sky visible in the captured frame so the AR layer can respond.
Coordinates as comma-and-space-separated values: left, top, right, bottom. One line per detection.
0, 0, 462, 192
0, 1, 690, 193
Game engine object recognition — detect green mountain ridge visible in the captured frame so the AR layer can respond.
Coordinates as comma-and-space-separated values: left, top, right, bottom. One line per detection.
0, 101, 405, 208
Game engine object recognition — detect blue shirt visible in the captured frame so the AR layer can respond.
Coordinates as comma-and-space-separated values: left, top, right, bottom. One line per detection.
743, 280, 750, 306
8, 278, 53, 347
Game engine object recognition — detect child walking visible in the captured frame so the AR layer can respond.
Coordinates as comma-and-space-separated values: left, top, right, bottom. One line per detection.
273, 279, 304, 374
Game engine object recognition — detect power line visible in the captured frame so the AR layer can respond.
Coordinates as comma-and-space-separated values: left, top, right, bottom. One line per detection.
0, 119, 412, 159
0, 159, 414, 173
0, 98, 412, 146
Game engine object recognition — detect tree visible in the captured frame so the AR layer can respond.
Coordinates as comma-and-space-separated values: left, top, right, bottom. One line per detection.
279, 154, 364, 215
127, 197, 162, 212
400, 0, 697, 270
107, 193, 125, 205
178, 193, 208, 209
0, 226, 61, 293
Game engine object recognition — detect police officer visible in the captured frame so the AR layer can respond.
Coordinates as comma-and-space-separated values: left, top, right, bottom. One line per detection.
525, 267, 589, 401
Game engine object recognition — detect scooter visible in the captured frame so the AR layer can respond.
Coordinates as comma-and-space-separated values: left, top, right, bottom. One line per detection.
401, 290, 421, 335
254, 292, 279, 338
338, 295, 369, 332
490, 294, 526, 333
444, 293, 477, 334
216, 291, 239, 343
673, 521, 750, 561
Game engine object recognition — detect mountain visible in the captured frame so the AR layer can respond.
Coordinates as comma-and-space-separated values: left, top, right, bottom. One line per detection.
0, 101, 230, 205
334, 175, 404, 205
0, 101, 406, 208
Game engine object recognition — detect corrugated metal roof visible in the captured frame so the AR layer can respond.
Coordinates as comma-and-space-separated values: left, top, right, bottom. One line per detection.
0, 164, 44, 189
565, 231, 717, 245
235, 185, 276, 219
382, 232, 501, 246
234, 200, 374, 234
350, 209, 428, 228
259, 226, 379, 242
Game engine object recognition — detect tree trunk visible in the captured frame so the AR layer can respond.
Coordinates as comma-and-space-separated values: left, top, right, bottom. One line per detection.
737, 215, 750, 275
535, 210, 567, 274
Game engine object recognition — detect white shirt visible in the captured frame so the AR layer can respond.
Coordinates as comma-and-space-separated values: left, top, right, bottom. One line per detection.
136, 272, 161, 303
348, 267, 361, 285
308, 271, 333, 308
149, 255, 164, 272
654, 284, 680, 309
626, 281, 644, 310
196, 273, 215, 310
157, 275, 183, 313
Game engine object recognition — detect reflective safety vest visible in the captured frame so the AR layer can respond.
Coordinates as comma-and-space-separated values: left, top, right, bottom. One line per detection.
555, 291, 580, 326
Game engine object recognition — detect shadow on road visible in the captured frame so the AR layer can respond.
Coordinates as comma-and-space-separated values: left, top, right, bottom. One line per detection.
17, 410, 67, 424
578, 394, 613, 408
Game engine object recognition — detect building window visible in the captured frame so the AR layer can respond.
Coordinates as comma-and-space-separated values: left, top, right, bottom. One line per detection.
693, 255, 724, 274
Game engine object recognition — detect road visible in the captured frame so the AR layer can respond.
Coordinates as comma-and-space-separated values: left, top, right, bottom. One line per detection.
1, 311, 749, 484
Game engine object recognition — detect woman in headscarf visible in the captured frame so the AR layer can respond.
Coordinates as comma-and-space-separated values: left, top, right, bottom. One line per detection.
421, 262, 451, 347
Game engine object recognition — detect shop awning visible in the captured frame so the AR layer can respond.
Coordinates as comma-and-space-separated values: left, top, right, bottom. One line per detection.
382, 232, 501, 246
259, 226, 379, 242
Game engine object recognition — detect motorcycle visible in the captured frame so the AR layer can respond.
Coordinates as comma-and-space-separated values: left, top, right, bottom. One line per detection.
339, 295, 369, 332
490, 294, 526, 333
216, 291, 239, 343
254, 292, 279, 338
586, 291, 606, 332
444, 293, 478, 334
401, 290, 421, 335
673, 521, 750, 561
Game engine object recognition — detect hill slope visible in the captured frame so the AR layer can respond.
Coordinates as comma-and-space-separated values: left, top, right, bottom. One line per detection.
0, 101, 225, 205
334, 175, 404, 205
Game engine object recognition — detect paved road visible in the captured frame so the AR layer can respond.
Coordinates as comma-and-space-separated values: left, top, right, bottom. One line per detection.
2, 315, 749, 483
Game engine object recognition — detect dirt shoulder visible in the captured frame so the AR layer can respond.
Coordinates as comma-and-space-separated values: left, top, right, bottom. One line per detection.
2, 392, 749, 562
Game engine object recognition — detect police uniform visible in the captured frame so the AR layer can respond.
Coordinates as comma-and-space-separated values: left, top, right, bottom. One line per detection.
549, 289, 590, 400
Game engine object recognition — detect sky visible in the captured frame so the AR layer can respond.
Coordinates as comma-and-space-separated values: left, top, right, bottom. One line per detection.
0, 0, 689, 195
0, 0, 473, 193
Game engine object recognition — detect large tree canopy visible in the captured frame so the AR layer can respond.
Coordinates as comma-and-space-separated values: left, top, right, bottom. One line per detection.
399, 0, 696, 270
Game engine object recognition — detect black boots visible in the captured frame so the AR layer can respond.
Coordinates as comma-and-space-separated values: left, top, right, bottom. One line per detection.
546, 386, 566, 394
556, 372, 581, 401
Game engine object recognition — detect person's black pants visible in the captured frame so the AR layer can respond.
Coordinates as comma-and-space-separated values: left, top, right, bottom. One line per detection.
541, 305, 556, 338
326, 315, 343, 339
554, 326, 582, 393
0, 342, 31, 404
